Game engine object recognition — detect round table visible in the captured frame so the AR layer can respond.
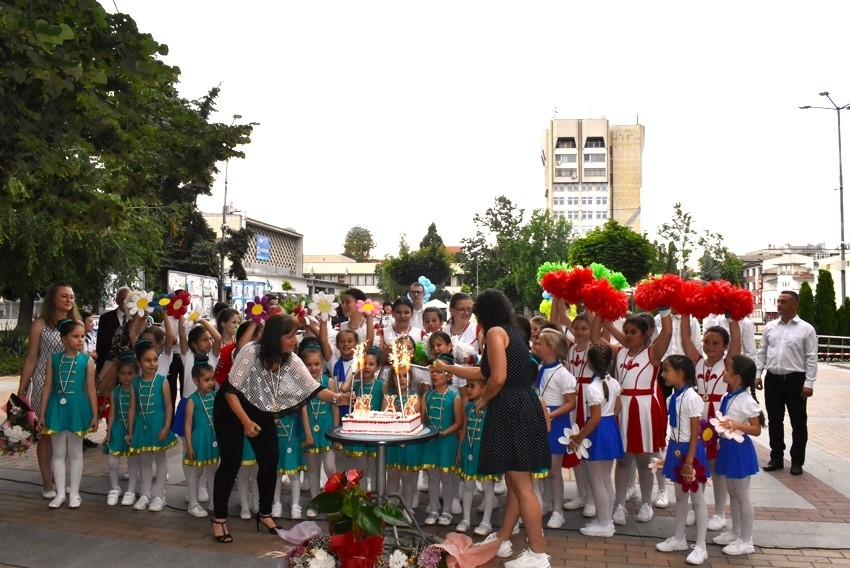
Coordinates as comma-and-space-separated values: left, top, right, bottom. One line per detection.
325, 426, 438, 505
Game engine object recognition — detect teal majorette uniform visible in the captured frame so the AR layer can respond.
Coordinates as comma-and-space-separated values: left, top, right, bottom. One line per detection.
305, 375, 335, 454
387, 391, 423, 471
458, 403, 498, 481
104, 385, 132, 456
42, 352, 93, 436
183, 391, 220, 466
130, 374, 178, 453
422, 389, 458, 472
276, 412, 306, 475
344, 379, 384, 458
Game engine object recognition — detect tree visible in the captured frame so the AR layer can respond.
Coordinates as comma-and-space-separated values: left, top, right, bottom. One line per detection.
420, 223, 445, 250
814, 269, 838, 335
698, 230, 743, 284
836, 297, 850, 337
649, 239, 678, 275
504, 210, 573, 310
657, 203, 697, 277
798, 281, 815, 325
377, 226, 452, 301
342, 226, 376, 261
568, 220, 655, 285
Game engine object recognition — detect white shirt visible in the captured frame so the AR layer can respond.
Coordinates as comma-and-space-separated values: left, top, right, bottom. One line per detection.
537, 363, 577, 406
585, 375, 621, 417
756, 315, 818, 389
666, 387, 704, 442
704, 314, 757, 359
410, 306, 424, 330
655, 313, 701, 358
720, 389, 762, 424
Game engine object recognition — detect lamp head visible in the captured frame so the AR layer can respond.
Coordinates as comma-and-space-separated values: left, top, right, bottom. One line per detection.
799, 106, 811, 109
232, 114, 243, 119
820, 91, 830, 97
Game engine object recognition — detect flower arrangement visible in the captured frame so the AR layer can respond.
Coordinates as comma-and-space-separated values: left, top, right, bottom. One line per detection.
1, 394, 37, 456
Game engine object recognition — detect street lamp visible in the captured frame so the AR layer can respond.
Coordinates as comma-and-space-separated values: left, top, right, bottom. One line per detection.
800, 92, 850, 302
219, 114, 260, 301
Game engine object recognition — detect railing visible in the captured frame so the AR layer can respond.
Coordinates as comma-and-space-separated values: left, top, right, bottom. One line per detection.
818, 335, 850, 362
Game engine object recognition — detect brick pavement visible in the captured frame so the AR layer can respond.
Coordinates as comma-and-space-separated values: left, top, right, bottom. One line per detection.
3, 365, 850, 567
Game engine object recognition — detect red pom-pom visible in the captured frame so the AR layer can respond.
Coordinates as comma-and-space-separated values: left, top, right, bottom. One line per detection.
671, 280, 704, 317
541, 270, 570, 299
699, 280, 731, 318
725, 287, 754, 321
634, 274, 683, 312
541, 267, 595, 305
583, 279, 629, 321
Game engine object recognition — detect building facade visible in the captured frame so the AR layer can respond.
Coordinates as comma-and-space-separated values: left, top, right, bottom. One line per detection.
541, 118, 644, 235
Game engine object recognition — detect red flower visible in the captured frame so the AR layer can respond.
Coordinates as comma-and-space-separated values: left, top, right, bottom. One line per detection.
324, 471, 345, 493
166, 290, 192, 318
673, 456, 708, 493
345, 468, 364, 489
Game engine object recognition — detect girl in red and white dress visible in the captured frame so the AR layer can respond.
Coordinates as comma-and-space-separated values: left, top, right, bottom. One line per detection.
682, 319, 741, 533
381, 297, 424, 377
595, 310, 671, 526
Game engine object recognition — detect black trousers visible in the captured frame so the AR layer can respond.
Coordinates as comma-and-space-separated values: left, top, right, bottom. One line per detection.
212, 389, 278, 519
764, 371, 808, 464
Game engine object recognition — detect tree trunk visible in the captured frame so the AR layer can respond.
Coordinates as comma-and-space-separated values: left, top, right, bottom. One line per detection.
15, 291, 36, 334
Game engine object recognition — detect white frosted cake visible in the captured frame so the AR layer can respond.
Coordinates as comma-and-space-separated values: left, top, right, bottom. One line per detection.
341, 393, 423, 435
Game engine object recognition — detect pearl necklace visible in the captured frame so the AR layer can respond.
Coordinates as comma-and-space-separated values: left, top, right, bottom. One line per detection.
57, 354, 76, 405
138, 376, 156, 431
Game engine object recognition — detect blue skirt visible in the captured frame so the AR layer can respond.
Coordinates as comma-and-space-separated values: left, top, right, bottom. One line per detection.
548, 407, 571, 455
663, 439, 710, 481
715, 436, 759, 479
586, 416, 624, 461
172, 397, 188, 437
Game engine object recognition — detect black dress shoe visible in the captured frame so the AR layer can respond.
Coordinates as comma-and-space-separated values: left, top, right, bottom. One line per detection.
790, 463, 804, 476
763, 459, 784, 472
82, 438, 98, 450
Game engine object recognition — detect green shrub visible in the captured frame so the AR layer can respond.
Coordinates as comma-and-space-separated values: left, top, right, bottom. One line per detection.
0, 329, 28, 358
0, 353, 24, 376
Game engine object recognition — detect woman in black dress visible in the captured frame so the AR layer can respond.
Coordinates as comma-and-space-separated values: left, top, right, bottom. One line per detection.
437, 290, 550, 567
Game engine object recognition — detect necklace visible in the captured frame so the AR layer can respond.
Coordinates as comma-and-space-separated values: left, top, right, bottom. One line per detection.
537, 361, 561, 397
138, 376, 156, 431
670, 385, 689, 457
309, 377, 327, 432
117, 386, 130, 432
719, 387, 746, 415
198, 392, 217, 447
427, 389, 448, 432
465, 405, 483, 462
58, 354, 75, 405
268, 364, 284, 411
276, 416, 294, 454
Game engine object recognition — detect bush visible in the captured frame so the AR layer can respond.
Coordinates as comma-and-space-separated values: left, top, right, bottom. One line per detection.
0, 329, 27, 376
0, 353, 24, 376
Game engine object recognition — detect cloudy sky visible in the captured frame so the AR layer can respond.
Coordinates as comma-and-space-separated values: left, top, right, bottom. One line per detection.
111, 0, 850, 260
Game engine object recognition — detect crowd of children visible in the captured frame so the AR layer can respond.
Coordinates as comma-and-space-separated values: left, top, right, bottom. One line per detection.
27, 286, 766, 565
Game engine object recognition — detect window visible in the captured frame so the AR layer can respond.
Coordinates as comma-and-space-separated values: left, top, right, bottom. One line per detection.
582, 196, 593, 205
555, 168, 577, 178
567, 184, 579, 192
553, 184, 565, 192
585, 137, 605, 148
584, 168, 605, 177
582, 211, 593, 219
583, 153, 605, 163
567, 196, 579, 205
555, 154, 577, 165
597, 183, 608, 192
596, 211, 608, 219
553, 196, 564, 206
596, 196, 608, 205
567, 211, 579, 220
556, 137, 577, 149
552, 210, 564, 219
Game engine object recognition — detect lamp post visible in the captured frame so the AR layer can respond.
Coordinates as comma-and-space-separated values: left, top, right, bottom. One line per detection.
801, 92, 850, 302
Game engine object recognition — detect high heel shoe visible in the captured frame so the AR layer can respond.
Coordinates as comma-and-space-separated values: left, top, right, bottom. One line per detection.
210, 519, 233, 543
256, 513, 282, 533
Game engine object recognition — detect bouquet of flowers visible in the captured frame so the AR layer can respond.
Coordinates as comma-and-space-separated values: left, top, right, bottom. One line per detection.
1, 394, 37, 456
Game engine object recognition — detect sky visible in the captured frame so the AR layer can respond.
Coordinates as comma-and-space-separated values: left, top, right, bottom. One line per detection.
109, 0, 850, 260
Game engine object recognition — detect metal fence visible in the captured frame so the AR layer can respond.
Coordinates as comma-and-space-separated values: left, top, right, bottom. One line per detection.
817, 335, 850, 362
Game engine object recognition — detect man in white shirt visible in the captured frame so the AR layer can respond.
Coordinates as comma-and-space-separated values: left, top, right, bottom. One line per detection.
703, 314, 757, 359
755, 291, 817, 476
409, 282, 425, 329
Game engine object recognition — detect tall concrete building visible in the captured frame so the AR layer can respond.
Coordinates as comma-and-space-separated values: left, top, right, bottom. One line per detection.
541, 118, 644, 235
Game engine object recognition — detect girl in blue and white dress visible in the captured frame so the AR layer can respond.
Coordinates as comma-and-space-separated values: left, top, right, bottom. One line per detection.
656, 355, 709, 566
183, 362, 220, 518
129, 340, 178, 512
104, 354, 139, 506
571, 343, 624, 538
712, 355, 764, 556
39, 319, 98, 509
533, 328, 577, 528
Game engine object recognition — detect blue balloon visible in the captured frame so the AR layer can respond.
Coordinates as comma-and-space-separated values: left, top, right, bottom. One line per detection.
541, 291, 552, 300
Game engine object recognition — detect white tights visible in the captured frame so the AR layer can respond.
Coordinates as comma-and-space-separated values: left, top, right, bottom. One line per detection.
587, 460, 615, 525
139, 451, 168, 499
615, 453, 653, 507
463, 479, 494, 525
673, 483, 707, 548
184, 463, 218, 508
724, 476, 753, 540
274, 472, 301, 510
108, 454, 140, 494
709, 459, 728, 518
388, 468, 418, 510
537, 455, 566, 512
51, 431, 83, 500
237, 464, 259, 514
306, 451, 336, 498
428, 469, 459, 515
573, 460, 594, 506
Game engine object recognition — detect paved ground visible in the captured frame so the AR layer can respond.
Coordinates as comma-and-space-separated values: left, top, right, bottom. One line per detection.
2, 364, 850, 567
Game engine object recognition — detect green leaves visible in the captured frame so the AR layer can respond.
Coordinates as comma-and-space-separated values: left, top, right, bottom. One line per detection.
309, 491, 344, 513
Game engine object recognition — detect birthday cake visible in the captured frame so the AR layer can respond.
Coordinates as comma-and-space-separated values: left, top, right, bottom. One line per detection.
341, 394, 423, 435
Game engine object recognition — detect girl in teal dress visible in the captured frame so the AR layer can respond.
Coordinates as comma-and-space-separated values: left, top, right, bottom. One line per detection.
39, 320, 98, 509
340, 347, 385, 489
183, 362, 220, 518
456, 377, 498, 535
421, 358, 462, 527
273, 410, 306, 519
129, 340, 178, 512
300, 347, 338, 518
104, 354, 139, 507
384, 364, 423, 514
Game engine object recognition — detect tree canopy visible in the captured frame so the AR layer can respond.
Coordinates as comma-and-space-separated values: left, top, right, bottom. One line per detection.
378, 225, 451, 301
342, 226, 376, 261
568, 220, 654, 285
